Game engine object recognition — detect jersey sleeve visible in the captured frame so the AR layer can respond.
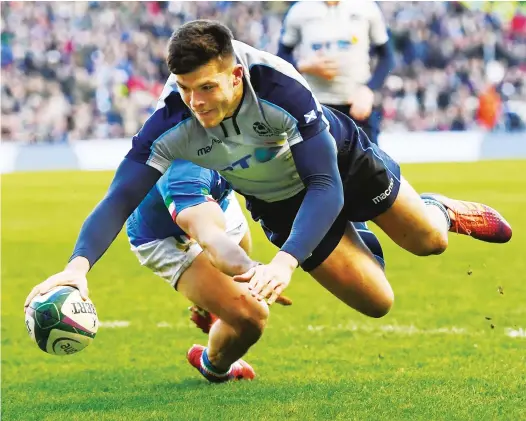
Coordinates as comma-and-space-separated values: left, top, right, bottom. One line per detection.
157, 160, 216, 222
249, 61, 328, 147
280, 4, 302, 48
369, 2, 389, 46
125, 80, 192, 174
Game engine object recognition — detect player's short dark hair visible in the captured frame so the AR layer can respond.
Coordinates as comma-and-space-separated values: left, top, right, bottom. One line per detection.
167, 20, 235, 75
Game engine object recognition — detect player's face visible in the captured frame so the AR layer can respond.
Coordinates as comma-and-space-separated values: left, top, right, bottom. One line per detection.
174, 57, 243, 128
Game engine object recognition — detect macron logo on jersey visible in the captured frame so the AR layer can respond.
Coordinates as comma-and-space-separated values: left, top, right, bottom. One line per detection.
197, 137, 223, 156
372, 178, 394, 204
304, 110, 317, 123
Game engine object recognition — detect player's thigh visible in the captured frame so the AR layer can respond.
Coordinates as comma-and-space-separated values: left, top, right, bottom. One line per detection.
372, 176, 447, 255
308, 222, 394, 318
177, 252, 269, 327
130, 237, 194, 288
238, 230, 252, 255
131, 237, 267, 326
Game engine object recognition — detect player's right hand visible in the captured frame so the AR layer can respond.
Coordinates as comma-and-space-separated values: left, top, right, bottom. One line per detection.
298, 54, 339, 81
24, 269, 89, 312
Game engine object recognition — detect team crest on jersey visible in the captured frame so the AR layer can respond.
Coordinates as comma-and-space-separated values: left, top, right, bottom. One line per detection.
252, 121, 275, 137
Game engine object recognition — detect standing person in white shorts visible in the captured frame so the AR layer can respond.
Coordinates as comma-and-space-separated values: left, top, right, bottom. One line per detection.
278, 0, 395, 145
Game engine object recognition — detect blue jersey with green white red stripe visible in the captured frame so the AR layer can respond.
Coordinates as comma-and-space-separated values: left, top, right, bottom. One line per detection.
126, 159, 231, 247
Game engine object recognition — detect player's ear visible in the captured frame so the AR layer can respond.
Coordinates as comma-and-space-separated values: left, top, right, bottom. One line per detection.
232, 64, 243, 87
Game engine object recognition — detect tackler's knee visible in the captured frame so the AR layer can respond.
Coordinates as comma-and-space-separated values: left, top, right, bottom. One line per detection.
363, 281, 394, 319
366, 297, 394, 319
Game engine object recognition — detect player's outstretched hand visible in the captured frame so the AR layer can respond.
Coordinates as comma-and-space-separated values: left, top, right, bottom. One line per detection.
348, 84, 374, 121
233, 252, 297, 305
24, 257, 90, 312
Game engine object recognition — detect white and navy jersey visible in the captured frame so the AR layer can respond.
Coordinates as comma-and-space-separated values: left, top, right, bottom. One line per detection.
280, 1, 389, 104
126, 40, 332, 203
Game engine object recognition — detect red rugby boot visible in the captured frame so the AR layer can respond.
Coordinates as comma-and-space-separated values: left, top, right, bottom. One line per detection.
422, 194, 512, 243
189, 305, 218, 334
187, 344, 256, 383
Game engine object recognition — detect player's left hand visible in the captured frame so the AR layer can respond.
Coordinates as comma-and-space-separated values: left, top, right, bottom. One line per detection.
348, 84, 374, 121
233, 252, 297, 305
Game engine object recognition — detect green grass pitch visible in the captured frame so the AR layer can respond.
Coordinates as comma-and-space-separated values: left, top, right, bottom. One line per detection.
2, 161, 525, 421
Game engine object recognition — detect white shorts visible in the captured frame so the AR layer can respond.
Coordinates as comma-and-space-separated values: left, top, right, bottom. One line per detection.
130, 192, 248, 289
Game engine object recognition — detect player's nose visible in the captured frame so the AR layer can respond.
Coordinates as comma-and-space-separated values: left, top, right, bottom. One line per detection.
190, 92, 205, 109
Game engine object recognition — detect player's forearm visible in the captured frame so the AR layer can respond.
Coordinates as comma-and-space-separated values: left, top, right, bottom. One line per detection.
70, 194, 134, 268
200, 231, 255, 276
277, 42, 297, 68
282, 130, 344, 264
69, 159, 161, 268
367, 40, 395, 91
281, 176, 343, 263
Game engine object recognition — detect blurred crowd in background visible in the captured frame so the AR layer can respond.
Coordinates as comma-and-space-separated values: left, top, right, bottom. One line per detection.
1, 1, 525, 143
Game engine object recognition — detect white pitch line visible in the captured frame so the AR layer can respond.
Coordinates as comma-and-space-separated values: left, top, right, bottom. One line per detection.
307, 323, 468, 335
306, 323, 526, 338
96, 320, 526, 338
505, 328, 526, 338
98, 320, 130, 328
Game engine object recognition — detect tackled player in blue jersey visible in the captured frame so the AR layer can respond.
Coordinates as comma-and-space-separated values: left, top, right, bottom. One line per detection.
26, 20, 512, 384
126, 159, 260, 381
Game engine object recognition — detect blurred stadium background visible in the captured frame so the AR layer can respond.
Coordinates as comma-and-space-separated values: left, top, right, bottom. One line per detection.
1, 1, 525, 144
2, 2, 526, 420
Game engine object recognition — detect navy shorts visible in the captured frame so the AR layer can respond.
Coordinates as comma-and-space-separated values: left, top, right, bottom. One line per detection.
245, 107, 401, 271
